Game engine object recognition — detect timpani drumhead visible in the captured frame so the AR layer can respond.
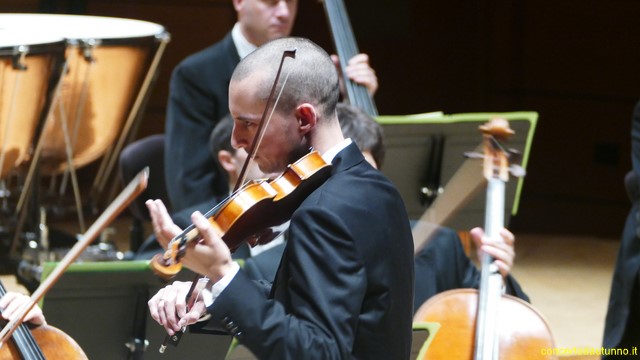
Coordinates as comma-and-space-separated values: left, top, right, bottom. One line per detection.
0, 14, 165, 42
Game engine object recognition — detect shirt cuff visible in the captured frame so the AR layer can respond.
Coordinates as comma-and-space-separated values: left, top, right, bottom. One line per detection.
201, 262, 240, 307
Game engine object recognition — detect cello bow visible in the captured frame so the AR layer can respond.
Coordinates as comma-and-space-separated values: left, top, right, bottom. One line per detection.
320, 0, 378, 117
0, 168, 148, 347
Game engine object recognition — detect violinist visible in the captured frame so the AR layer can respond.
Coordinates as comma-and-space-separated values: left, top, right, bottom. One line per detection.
335, 103, 529, 311
147, 37, 414, 359
164, 0, 378, 214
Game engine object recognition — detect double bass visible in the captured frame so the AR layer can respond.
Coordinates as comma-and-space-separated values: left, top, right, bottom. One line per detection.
413, 118, 556, 359
320, 0, 378, 117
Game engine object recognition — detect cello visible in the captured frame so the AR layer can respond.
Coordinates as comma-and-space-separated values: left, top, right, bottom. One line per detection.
0, 281, 87, 359
413, 118, 556, 359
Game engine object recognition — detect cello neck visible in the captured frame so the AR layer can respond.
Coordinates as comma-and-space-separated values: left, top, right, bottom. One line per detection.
474, 118, 516, 360
0, 281, 46, 360
321, 0, 378, 117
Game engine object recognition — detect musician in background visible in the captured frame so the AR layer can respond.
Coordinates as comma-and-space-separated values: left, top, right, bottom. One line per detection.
335, 103, 528, 311
0, 291, 46, 326
165, 0, 378, 213
602, 101, 640, 357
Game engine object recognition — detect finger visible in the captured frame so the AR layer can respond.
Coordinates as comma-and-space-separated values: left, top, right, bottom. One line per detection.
1, 293, 24, 319
24, 306, 45, 326
179, 307, 205, 327
0, 292, 18, 315
147, 199, 182, 248
191, 211, 221, 249
499, 228, 515, 246
161, 285, 182, 332
175, 287, 188, 319
482, 244, 512, 265
347, 53, 370, 65
148, 288, 166, 324
493, 260, 511, 278
469, 227, 485, 247
330, 54, 340, 66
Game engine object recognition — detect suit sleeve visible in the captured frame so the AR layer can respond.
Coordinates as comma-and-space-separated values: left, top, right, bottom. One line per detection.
164, 62, 221, 212
203, 206, 365, 359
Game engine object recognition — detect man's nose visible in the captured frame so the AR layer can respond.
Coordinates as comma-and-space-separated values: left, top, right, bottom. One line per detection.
231, 130, 245, 150
274, 0, 291, 19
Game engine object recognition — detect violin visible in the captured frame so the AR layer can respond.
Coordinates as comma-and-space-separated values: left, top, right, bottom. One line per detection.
150, 150, 332, 280
0, 281, 87, 360
412, 118, 556, 359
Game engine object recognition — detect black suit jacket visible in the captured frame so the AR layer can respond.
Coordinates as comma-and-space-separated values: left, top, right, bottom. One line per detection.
164, 32, 240, 212
413, 227, 529, 313
198, 143, 415, 359
602, 101, 640, 353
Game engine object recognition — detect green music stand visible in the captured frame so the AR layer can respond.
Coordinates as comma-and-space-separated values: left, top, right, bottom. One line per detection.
40, 260, 232, 360
377, 111, 538, 230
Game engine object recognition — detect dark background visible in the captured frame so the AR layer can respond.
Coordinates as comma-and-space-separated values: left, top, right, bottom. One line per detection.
3, 0, 638, 238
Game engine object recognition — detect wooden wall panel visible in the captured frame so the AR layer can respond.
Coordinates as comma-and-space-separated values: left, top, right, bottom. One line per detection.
2, 0, 637, 236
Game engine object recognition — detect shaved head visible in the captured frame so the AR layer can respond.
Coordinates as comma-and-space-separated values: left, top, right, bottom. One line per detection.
231, 37, 340, 120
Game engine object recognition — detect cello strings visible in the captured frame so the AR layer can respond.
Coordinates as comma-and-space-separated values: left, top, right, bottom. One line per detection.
0, 282, 46, 360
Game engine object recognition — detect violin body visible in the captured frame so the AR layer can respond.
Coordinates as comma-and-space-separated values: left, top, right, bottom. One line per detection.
218, 150, 333, 251
413, 289, 555, 359
151, 150, 332, 280
0, 323, 87, 360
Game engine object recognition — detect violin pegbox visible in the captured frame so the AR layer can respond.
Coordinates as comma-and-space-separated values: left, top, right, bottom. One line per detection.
464, 117, 526, 181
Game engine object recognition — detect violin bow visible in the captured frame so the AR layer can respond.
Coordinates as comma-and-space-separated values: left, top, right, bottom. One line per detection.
235, 49, 297, 190
157, 49, 297, 353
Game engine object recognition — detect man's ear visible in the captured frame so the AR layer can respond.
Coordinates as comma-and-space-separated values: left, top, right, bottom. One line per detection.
295, 104, 317, 135
232, 0, 243, 12
218, 150, 236, 174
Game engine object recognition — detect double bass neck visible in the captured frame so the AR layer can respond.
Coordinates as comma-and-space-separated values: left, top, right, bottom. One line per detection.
321, 0, 378, 117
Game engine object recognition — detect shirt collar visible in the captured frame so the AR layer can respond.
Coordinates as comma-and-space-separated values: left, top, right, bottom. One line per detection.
321, 138, 352, 164
231, 22, 257, 59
